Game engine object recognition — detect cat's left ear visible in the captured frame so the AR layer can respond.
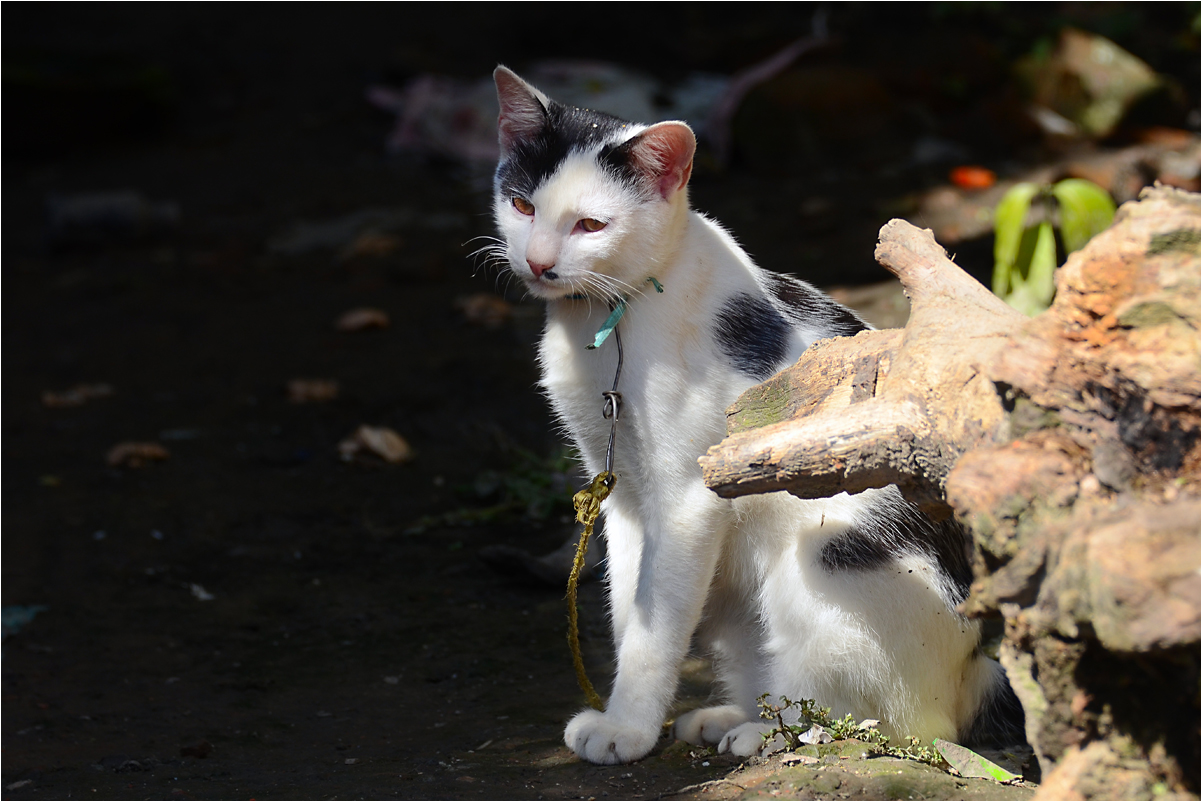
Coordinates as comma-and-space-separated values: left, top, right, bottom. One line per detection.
626, 121, 696, 201
494, 66, 551, 156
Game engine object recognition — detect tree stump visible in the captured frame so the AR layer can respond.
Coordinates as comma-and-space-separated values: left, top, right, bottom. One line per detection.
700, 185, 1200, 798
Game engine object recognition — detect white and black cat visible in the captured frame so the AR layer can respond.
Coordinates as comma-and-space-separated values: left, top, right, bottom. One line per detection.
488, 66, 1021, 765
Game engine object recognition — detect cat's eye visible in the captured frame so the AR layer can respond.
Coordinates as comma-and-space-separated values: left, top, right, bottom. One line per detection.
579, 218, 608, 233
512, 197, 535, 216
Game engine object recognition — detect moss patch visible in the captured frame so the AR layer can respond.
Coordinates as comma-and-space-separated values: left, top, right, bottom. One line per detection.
1147, 228, 1201, 256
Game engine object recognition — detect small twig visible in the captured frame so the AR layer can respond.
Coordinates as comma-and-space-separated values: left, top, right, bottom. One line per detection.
660, 778, 746, 799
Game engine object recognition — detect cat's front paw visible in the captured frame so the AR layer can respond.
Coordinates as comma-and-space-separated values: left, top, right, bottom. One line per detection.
717, 721, 786, 757
564, 709, 658, 765
672, 705, 752, 746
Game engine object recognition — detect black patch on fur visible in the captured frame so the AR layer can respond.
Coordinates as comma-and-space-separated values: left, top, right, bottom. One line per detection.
961, 672, 1028, 749
763, 271, 869, 337
496, 100, 641, 200
818, 489, 974, 604
818, 529, 892, 572
597, 135, 652, 195
714, 293, 791, 380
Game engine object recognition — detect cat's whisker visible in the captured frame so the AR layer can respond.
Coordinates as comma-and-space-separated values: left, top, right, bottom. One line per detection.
602, 274, 644, 297
462, 234, 505, 250
470, 253, 507, 280
590, 274, 631, 307
468, 244, 510, 279
466, 243, 500, 260
578, 273, 625, 309
497, 268, 522, 298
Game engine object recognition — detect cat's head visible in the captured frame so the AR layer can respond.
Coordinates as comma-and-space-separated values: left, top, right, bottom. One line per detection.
492, 66, 695, 302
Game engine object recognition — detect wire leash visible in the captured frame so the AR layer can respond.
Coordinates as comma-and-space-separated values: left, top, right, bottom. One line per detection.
600, 323, 624, 487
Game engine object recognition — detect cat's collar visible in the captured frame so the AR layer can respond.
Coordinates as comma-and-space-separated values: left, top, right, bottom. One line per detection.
562, 276, 663, 304
576, 277, 664, 350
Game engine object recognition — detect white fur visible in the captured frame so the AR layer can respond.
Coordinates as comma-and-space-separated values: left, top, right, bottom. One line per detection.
493, 103, 998, 765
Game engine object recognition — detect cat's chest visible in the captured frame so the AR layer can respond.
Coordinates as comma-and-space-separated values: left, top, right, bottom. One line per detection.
539, 313, 625, 425
539, 307, 743, 470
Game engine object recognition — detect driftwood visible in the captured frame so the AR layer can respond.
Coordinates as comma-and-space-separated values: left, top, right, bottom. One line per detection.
700, 185, 1201, 798
701, 217, 1024, 516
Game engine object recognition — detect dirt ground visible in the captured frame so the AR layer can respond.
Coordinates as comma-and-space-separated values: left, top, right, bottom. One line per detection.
3, 6, 1194, 800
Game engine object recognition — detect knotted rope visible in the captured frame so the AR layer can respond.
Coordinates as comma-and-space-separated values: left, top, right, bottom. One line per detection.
566, 470, 614, 711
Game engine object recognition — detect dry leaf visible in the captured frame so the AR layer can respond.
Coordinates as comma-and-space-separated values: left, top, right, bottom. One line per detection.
107, 441, 170, 468
338, 231, 403, 262
286, 378, 340, 403
335, 308, 390, 332
41, 383, 114, 408
798, 724, 832, 745
338, 425, 414, 464
933, 739, 1022, 783
454, 294, 513, 328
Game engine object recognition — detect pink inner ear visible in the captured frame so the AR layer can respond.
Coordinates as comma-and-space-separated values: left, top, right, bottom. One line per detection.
630, 123, 696, 200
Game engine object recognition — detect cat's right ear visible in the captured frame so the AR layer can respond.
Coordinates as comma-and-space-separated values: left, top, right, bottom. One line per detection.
625, 121, 696, 201
494, 66, 550, 155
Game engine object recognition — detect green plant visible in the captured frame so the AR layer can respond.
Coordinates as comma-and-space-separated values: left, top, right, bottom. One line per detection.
993, 178, 1116, 315
405, 446, 578, 534
756, 694, 943, 765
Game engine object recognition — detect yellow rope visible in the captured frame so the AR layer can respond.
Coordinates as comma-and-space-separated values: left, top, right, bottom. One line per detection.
566, 471, 614, 711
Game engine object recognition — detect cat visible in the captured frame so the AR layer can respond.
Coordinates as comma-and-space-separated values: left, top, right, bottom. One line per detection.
488, 66, 1022, 765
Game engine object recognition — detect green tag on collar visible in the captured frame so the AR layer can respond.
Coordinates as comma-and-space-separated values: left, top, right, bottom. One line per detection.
586, 299, 627, 350
582, 277, 663, 350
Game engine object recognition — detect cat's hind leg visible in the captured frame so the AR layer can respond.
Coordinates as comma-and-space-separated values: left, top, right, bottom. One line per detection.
673, 571, 767, 747
672, 705, 750, 746
718, 720, 787, 756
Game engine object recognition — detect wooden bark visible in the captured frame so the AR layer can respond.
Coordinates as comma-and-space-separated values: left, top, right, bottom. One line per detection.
700, 185, 1200, 798
701, 218, 1024, 516
947, 186, 1200, 799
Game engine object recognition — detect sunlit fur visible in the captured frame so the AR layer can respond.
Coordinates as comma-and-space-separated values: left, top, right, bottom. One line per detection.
492, 67, 1008, 765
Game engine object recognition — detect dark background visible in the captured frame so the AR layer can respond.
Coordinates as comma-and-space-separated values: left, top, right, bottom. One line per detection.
3, 4, 1197, 799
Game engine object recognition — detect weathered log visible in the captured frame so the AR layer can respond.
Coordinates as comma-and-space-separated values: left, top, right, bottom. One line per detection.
700, 217, 1024, 516
947, 185, 1200, 799
701, 185, 1201, 798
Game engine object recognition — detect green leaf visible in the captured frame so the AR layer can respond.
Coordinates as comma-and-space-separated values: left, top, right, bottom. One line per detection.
933, 739, 1022, 783
1005, 284, 1043, 318
993, 183, 1041, 297
1027, 220, 1058, 309
1003, 220, 1057, 316
1052, 178, 1116, 254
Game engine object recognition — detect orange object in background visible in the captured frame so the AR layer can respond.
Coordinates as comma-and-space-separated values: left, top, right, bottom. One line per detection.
950, 165, 997, 190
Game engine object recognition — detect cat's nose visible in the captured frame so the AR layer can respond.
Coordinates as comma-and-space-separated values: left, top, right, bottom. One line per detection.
528, 260, 555, 278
